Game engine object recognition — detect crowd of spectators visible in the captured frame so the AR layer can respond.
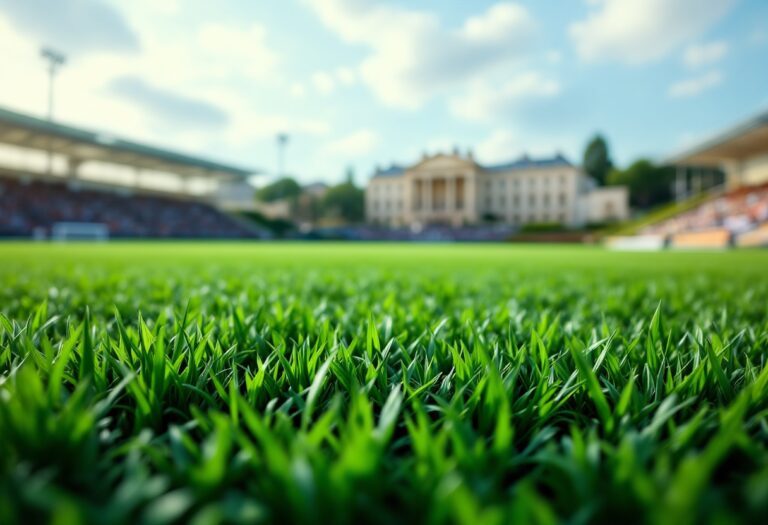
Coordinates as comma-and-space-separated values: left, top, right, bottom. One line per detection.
643, 182, 768, 237
0, 175, 260, 239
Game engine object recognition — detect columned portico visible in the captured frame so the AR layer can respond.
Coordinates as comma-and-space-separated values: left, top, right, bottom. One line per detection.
409, 174, 470, 225
399, 154, 479, 225
423, 176, 432, 216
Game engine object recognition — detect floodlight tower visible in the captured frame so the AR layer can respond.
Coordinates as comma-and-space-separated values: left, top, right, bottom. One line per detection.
276, 133, 289, 177
41, 47, 66, 175
41, 47, 66, 120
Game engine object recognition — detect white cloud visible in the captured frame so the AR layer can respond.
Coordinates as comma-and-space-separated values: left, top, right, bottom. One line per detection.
0, 10, 326, 162
312, 71, 336, 95
0, 0, 139, 54
668, 70, 723, 98
475, 128, 569, 165
683, 41, 728, 68
151, 0, 180, 15
475, 129, 520, 164
290, 82, 306, 98
196, 23, 279, 80
335, 66, 357, 86
303, 0, 537, 109
307, 66, 357, 95
449, 72, 560, 122
570, 0, 734, 64
324, 129, 380, 157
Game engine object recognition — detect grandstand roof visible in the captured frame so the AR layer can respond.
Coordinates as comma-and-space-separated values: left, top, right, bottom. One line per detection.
668, 108, 768, 166
0, 105, 257, 179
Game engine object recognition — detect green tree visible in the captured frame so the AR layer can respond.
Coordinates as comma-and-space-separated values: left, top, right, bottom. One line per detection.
256, 177, 301, 203
607, 159, 675, 209
321, 180, 364, 223
344, 165, 355, 185
583, 135, 612, 186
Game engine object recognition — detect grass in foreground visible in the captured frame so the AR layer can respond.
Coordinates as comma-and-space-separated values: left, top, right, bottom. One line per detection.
1, 243, 768, 524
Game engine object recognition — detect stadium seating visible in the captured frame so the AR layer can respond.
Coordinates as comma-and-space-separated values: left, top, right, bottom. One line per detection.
736, 223, 768, 247
0, 175, 260, 239
643, 182, 768, 247
670, 228, 731, 249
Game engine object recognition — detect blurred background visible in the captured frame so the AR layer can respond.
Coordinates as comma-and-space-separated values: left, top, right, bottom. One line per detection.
0, 0, 766, 246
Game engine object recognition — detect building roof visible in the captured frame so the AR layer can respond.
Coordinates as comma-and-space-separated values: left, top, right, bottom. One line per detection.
0, 105, 258, 179
482, 153, 572, 172
666, 108, 768, 166
372, 153, 572, 178
373, 165, 406, 177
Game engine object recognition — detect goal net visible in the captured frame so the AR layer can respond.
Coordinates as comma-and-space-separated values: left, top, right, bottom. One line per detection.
51, 222, 109, 241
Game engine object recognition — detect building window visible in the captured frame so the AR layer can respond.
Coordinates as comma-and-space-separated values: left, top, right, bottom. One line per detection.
543, 194, 551, 207
559, 193, 567, 205
498, 195, 506, 207
529, 195, 536, 206
513, 214, 521, 224
512, 195, 520, 207
558, 213, 566, 223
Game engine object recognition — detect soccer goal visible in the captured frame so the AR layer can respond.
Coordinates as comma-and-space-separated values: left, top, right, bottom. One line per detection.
51, 222, 109, 241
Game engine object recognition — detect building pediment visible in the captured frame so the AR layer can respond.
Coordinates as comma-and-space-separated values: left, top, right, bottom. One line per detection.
408, 154, 477, 174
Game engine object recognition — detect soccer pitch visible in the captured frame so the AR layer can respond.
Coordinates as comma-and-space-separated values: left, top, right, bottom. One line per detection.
1, 243, 768, 524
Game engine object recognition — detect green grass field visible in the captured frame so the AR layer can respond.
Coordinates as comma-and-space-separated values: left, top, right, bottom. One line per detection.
1, 243, 768, 524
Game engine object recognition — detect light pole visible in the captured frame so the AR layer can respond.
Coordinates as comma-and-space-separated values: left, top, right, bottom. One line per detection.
41, 47, 66, 120
41, 47, 66, 174
276, 133, 289, 178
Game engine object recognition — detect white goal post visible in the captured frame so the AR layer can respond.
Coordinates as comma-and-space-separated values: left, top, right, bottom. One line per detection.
51, 222, 109, 241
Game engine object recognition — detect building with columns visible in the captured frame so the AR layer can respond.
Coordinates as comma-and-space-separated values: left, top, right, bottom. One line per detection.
366, 150, 628, 228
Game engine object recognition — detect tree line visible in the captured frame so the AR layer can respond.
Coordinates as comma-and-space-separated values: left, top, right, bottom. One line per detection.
256, 168, 365, 225
583, 134, 682, 209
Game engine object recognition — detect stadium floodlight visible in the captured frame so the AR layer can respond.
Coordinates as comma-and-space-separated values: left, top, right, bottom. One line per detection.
40, 47, 66, 175
276, 133, 289, 177
40, 47, 66, 120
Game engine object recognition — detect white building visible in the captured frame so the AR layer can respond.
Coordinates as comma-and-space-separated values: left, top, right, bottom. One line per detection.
366, 151, 628, 228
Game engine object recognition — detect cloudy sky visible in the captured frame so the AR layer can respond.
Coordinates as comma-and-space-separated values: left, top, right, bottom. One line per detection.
0, 0, 766, 184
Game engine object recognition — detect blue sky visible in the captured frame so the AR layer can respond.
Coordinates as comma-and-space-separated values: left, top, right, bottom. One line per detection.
0, 0, 766, 185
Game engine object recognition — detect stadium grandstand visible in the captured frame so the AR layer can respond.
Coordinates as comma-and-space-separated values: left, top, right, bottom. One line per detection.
611, 108, 768, 249
0, 105, 262, 239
